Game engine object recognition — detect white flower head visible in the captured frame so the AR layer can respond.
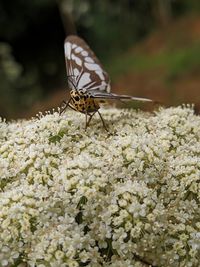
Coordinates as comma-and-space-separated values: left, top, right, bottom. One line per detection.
0, 106, 199, 266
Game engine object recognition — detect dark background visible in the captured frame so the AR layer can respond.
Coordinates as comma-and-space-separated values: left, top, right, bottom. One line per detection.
1, 0, 200, 119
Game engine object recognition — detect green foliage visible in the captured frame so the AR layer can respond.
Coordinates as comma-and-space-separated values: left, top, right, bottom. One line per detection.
107, 41, 200, 82
49, 130, 66, 143
62, 0, 154, 59
0, 43, 22, 116
0, 42, 42, 117
166, 43, 200, 80
0, 0, 54, 40
1, 0, 200, 118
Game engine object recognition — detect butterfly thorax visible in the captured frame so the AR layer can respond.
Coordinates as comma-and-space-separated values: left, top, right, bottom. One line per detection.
69, 89, 100, 113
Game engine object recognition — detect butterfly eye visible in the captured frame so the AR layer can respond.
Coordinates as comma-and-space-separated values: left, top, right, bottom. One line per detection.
74, 96, 80, 101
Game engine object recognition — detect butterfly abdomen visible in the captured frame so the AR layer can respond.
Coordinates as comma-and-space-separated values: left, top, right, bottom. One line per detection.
70, 89, 99, 113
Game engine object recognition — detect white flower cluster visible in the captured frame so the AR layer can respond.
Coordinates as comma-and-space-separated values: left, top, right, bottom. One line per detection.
0, 106, 199, 267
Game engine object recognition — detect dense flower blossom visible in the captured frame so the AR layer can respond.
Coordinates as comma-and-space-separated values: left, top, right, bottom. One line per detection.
0, 106, 199, 267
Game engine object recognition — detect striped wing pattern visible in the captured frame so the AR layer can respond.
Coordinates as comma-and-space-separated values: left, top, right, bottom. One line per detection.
64, 35, 111, 94
64, 35, 152, 102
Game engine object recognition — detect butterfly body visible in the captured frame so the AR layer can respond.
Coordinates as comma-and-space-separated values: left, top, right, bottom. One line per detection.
69, 89, 99, 113
60, 35, 153, 131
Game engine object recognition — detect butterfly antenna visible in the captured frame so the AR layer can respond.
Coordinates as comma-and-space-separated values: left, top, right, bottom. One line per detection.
67, 75, 78, 90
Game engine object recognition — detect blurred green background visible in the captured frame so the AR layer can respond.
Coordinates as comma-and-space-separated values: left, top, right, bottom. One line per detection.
1, 0, 200, 119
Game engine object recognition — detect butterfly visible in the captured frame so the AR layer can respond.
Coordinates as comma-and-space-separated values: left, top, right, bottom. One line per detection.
60, 35, 152, 131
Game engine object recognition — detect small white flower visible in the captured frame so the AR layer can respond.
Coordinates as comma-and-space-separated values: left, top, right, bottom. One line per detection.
65, 246, 76, 258
0, 106, 199, 267
118, 199, 127, 208
1, 260, 8, 266
55, 250, 64, 260
66, 259, 79, 267
79, 250, 89, 263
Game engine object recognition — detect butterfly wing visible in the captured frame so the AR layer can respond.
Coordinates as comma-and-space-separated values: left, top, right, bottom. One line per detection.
64, 35, 153, 103
88, 90, 153, 102
64, 35, 111, 93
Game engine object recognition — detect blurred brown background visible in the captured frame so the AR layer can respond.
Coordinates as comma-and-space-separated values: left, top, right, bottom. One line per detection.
1, 0, 200, 119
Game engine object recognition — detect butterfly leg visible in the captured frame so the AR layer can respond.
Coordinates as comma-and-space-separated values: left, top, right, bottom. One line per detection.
87, 112, 96, 127
97, 110, 109, 132
59, 98, 71, 115
85, 112, 88, 130
85, 112, 96, 130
